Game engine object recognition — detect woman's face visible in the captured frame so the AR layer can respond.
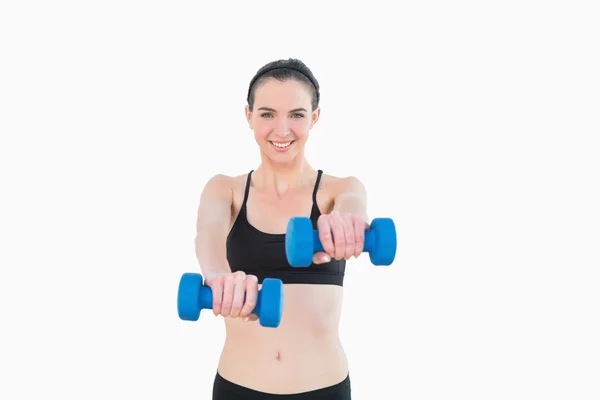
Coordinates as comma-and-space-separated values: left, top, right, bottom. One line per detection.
246, 79, 319, 163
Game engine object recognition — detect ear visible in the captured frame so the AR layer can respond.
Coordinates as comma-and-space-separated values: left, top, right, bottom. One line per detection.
309, 107, 321, 129
245, 105, 253, 129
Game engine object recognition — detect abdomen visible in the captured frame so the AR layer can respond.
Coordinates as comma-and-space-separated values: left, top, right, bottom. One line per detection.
217, 284, 348, 394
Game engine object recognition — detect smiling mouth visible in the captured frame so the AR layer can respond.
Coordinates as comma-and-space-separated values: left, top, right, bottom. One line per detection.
269, 141, 294, 149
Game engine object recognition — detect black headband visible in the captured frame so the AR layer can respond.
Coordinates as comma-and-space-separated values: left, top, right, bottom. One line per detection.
246, 65, 320, 106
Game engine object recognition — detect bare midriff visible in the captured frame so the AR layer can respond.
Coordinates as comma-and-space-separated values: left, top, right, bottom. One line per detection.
217, 284, 348, 394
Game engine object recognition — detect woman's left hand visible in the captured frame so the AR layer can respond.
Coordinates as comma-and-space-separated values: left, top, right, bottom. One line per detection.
313, 210, 369, 264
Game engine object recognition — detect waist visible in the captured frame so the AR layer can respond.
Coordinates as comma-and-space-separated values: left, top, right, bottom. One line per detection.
217, 284, 347, 393
218, 332, 348, 393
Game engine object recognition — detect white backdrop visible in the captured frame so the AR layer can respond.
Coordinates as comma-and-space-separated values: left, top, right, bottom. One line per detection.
1, 1, 599, 399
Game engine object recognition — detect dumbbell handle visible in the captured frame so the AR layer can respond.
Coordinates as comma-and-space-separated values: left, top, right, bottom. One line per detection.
196, 285, 265, 315
311, 229, 376, 253
196, 285, 213, 310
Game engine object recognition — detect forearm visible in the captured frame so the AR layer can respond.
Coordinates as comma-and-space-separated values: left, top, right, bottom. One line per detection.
195, 230, 231, 280
333, 176, 369, 223
333, 192, 368, 221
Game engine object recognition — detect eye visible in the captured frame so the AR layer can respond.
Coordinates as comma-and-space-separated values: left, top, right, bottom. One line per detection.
291, 113, 305, 118
260, 112, 273, 118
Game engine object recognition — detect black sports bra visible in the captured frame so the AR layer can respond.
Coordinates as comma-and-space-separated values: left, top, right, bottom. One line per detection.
226, 170, 346, 286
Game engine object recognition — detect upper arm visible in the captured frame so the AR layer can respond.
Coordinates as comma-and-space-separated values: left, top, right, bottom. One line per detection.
196, 174, 234, 236
194, 175, 236, 276
332, 176, 369, 222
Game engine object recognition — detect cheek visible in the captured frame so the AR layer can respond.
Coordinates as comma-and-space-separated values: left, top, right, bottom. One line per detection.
292, 119, 311, 136
252, 119, 271, 136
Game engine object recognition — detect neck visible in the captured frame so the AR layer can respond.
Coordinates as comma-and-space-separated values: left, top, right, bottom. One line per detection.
254, 152, 316, 195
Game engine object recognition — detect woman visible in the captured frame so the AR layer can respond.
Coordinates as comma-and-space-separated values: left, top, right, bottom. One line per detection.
195, 58, 369, 399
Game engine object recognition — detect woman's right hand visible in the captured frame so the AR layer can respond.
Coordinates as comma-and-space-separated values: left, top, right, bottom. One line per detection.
204, 271, 259, 322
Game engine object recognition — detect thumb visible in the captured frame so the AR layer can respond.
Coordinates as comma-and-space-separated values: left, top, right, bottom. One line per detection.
312, 251, 331, 264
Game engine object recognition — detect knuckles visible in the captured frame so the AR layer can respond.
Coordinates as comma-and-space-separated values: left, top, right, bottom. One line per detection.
318, 212, 366, 260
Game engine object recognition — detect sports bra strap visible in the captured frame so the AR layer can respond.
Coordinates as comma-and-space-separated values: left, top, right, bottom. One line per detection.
241, 170, 253, 209
312, 169, 323, 205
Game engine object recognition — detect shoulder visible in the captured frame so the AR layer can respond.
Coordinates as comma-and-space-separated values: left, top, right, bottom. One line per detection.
201, 172, 251, 202
204, 172, 250, 188
203, 173, 233, 190
201, 173, 236, 199
320, 173, 366, 198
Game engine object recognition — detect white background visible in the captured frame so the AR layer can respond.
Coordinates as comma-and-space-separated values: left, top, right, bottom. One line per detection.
1, 1, 599, 399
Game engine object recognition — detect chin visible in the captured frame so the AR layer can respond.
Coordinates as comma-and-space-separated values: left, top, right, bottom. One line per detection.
270, 153, 298, 163
262, 149, 300, 164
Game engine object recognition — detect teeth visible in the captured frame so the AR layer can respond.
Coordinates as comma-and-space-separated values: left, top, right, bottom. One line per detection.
271, 141, 292, 148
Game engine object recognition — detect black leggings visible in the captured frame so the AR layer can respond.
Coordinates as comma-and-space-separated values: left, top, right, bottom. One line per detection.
212, 372, 352, 399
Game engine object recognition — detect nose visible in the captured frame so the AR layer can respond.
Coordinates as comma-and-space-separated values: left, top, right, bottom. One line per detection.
274, 117, 290, 138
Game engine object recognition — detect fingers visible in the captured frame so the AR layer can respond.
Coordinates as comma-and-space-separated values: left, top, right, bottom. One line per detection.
318, 211, 366, 261
317, 215, 335, 258
207, 274, 224, 316
312, 251, 331, 264
229, 271, 247, 318
220, 273, 236, 318
340, 212, 355, 260
239, 275, 258, 319
352, 214, 365, 258
207, 272, 260, 322
330, 212, 346, 260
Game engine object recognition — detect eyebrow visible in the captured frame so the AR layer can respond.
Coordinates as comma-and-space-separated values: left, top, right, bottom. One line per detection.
257, 107, 308, 113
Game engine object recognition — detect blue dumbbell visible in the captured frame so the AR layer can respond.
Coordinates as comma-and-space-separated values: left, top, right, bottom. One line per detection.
285, 217, 397, 267
177, 272, 284, 328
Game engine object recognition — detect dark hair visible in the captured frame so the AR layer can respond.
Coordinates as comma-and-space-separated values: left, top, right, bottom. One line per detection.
246, 58, 320, 112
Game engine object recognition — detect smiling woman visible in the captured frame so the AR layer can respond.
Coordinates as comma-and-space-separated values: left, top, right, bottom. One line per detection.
194, 58, 369, 399
245, 62, 320, 161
